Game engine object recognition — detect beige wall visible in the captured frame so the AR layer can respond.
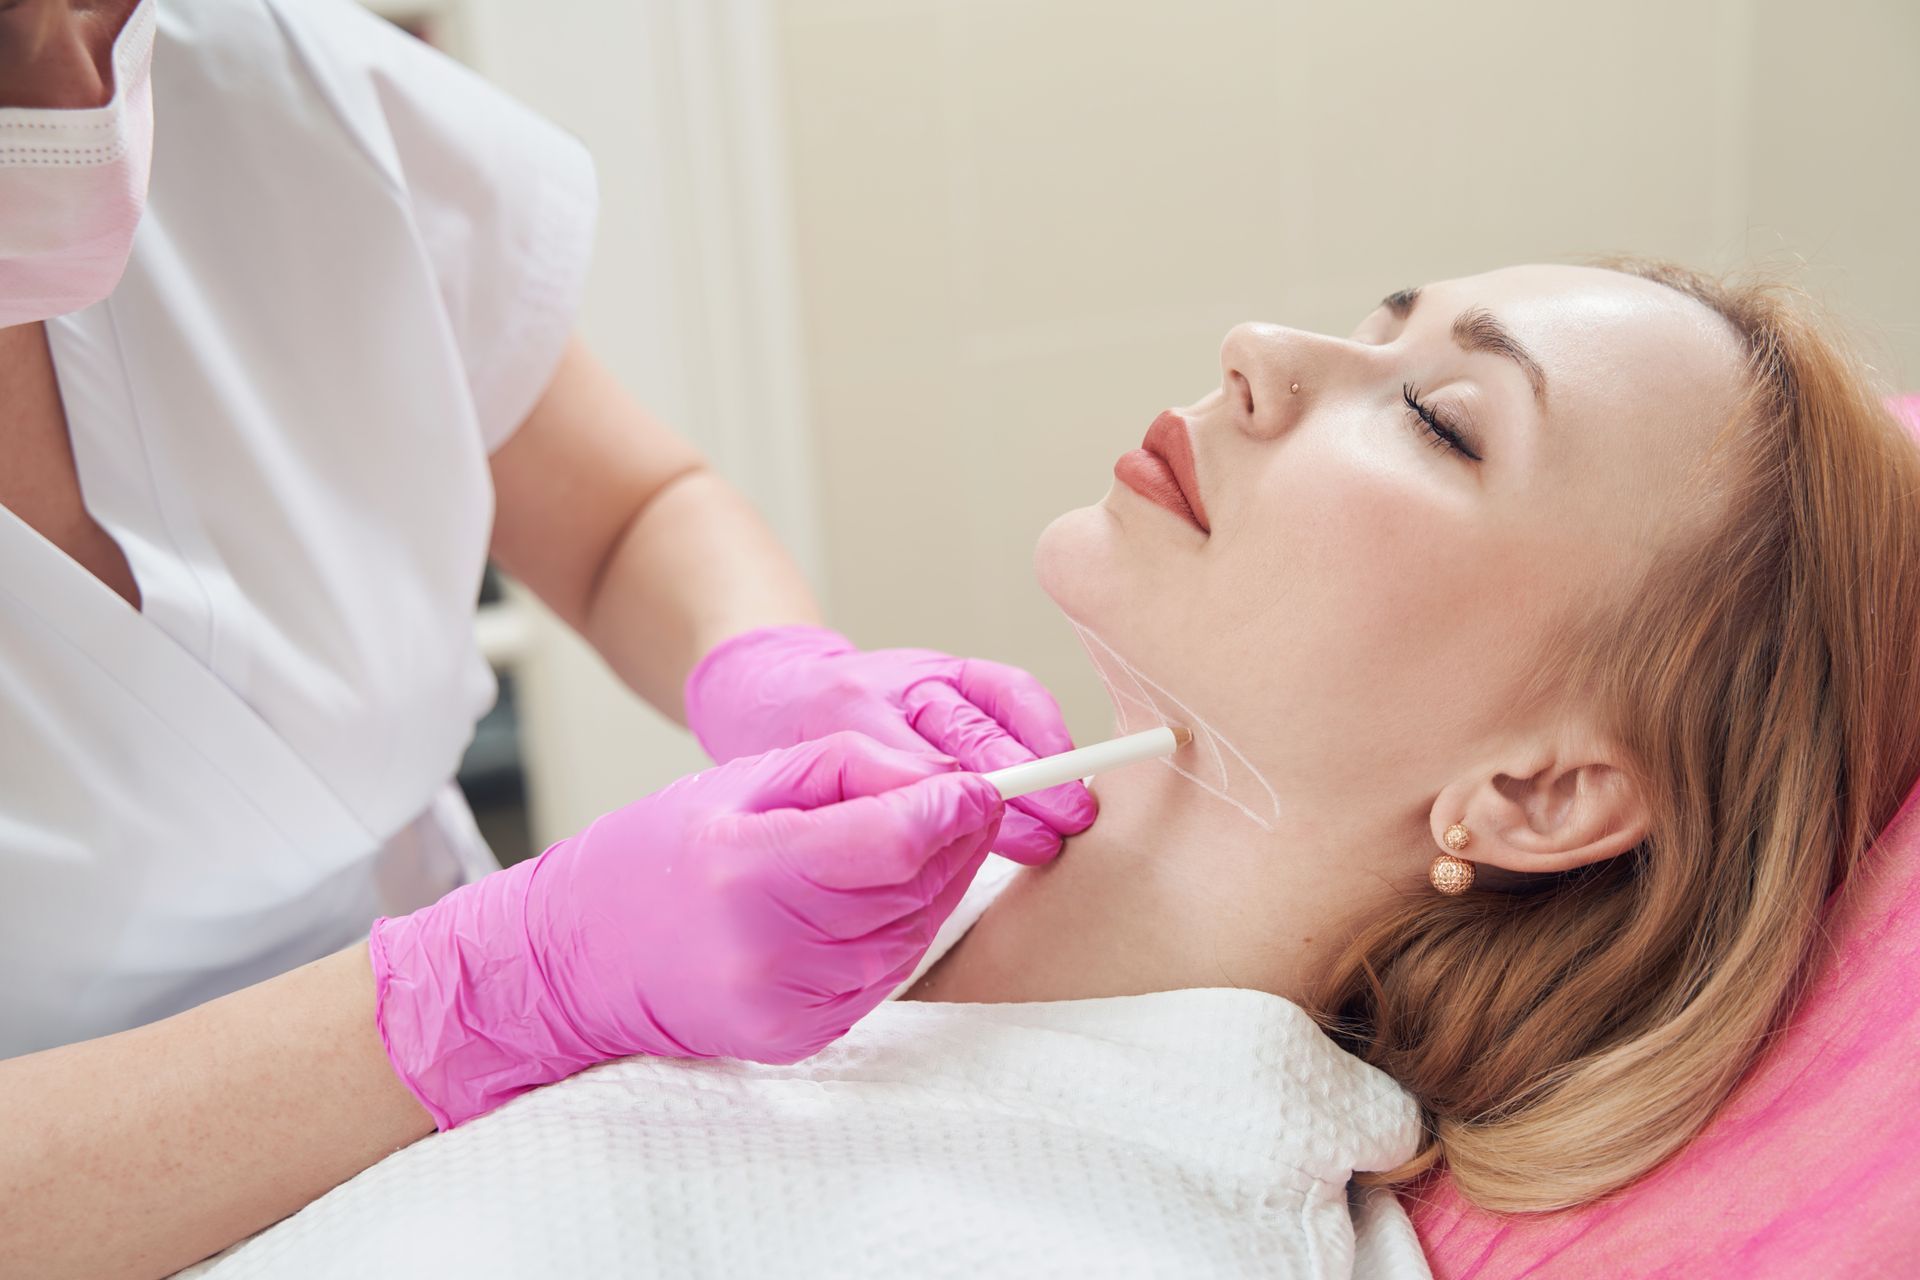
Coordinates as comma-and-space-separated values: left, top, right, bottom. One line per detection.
774, 0, 1920, 741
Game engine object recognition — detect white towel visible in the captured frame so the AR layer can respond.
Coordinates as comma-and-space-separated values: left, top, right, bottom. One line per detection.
177, 857, 1430, 1278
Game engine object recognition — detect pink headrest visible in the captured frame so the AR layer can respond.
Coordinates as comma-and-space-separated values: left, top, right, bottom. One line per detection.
1408, 392, 1920, 1277
1894, 393, 1920, 434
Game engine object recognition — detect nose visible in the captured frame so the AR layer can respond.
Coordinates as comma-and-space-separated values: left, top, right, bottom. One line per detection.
0, 2, 125, 111
1219, 322, 1322, 441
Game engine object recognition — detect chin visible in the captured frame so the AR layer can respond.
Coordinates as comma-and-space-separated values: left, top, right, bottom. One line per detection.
1033, 500, 1130, 627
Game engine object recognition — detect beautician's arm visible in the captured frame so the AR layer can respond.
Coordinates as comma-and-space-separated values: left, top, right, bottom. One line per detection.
487, 333, 822, 720
0, 341, 856, 1279
0, 944, 430, 1280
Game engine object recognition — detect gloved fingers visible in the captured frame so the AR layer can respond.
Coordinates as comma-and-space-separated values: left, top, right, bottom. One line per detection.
773, 971, 900, 1063
904, 681, 1096, 844
760, 799, 996, 943
867, 947, 929, 1003
634, 824, 987, 1068
904, 679, 1031, 767
988, 809, 1065, 866
852, 817, 998, 948
686, 627, 878, 763
844, 812, 998, 942
952, 657, 1080, 759
878, 824, 991, 956
739, 730, 959, 812
706, 768, 1003, 895
803, 834, 991, 994
766, 943, 928, 1062
758, 945, 928, 1066
901, 834, 989, 954
819, 694, 953, 757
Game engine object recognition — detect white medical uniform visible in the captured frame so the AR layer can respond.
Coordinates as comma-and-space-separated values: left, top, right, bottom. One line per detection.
0, 0, 596, 1055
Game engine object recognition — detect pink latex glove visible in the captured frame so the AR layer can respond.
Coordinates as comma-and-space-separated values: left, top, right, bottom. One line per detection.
370, 732, 1004, 1129
684, 625, 1096, 864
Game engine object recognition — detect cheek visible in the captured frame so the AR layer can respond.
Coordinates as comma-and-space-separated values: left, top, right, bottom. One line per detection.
1214, 456, 1465, 643
1193, 457, 1500, 770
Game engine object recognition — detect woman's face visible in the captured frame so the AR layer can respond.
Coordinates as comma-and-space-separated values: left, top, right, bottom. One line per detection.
1036, 264, 1746, 824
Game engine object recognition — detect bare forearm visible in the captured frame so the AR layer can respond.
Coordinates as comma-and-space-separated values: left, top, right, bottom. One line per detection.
0, 944, 433, 1280
487, 335, 822, 722
582, 466, 821, 721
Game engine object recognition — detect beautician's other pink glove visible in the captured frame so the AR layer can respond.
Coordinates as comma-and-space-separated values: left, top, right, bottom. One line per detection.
685, 625, 1095, 864
370, 732, 1003, 1129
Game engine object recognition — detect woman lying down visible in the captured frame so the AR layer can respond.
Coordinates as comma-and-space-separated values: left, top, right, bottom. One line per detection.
176, 258, 1920, 1278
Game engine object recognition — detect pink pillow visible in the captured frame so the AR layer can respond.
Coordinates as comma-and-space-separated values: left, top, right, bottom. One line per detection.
1407, 392, 1920, 1277
1893, 393, 1920, 434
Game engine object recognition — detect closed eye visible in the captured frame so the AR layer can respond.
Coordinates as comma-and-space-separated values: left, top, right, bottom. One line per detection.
1402, 384, 1483, 462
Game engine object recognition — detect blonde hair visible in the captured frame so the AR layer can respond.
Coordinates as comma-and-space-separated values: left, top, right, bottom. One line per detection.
1314, 258, 1920, 1213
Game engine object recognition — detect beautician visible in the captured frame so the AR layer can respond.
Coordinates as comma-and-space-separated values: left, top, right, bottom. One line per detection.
0, 1, 1095, 1274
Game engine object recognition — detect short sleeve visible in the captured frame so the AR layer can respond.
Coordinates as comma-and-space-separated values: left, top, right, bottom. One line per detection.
270, 0, 598, 453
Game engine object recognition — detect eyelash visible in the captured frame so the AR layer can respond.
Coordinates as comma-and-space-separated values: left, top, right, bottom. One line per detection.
1401, 383, 1482, 462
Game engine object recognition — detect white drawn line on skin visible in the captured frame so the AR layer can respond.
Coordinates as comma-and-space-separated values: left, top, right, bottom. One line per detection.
1092, 672, 1171, 757
1104, 675, 1160, 723
1077, 622, 1205, 775
1067, 620, 1282, 831
1075, 622, 1229, 789
1083, 652, 1149, 726
1161, 758, 1278, 831
1106, 632, 1163, 717
1073, 620, 1279, 827
1187, 719, 1281, 828
1113, 690, 1158, 727
1201, 724, 1228, 791
1121, 656, 1190, 767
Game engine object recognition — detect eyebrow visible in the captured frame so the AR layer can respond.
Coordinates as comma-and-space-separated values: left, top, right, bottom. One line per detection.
1382, 287, 1548, 407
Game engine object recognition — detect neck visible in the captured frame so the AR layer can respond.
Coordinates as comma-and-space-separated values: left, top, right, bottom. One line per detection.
904, 746, 1399, 1007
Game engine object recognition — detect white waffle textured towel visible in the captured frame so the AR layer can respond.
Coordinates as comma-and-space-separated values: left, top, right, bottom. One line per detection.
176, 857, 1431, 1278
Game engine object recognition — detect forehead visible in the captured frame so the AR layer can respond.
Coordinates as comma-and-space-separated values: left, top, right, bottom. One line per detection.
1432, 264, 1747, 482
1423, 266, 1755, 609
1431, 263, 1746, 433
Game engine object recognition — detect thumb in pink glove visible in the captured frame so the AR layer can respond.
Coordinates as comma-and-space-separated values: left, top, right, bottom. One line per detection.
684, 625, 1095, 864
370, 732, 1004, 1129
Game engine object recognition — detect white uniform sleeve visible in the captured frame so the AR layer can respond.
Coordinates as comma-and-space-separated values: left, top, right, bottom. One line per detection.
271, 0, 598, 453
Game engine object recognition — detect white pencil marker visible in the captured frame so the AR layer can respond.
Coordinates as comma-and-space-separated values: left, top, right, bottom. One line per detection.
982, 725, 1194, 801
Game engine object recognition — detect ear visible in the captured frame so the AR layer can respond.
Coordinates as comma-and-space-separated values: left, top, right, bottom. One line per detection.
1430, 732, 1650, 877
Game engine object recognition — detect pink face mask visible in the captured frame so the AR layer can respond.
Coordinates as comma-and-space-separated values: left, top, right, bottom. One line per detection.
0, 0, 158, 328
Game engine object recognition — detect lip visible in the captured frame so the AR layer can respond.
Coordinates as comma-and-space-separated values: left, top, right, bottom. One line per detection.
1113, 409, 1210, 534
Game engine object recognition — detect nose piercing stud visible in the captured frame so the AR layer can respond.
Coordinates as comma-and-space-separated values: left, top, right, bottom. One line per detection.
1289, 382, 1300, 395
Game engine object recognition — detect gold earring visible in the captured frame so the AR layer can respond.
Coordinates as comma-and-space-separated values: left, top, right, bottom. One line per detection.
1430, 822, 1474, 894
